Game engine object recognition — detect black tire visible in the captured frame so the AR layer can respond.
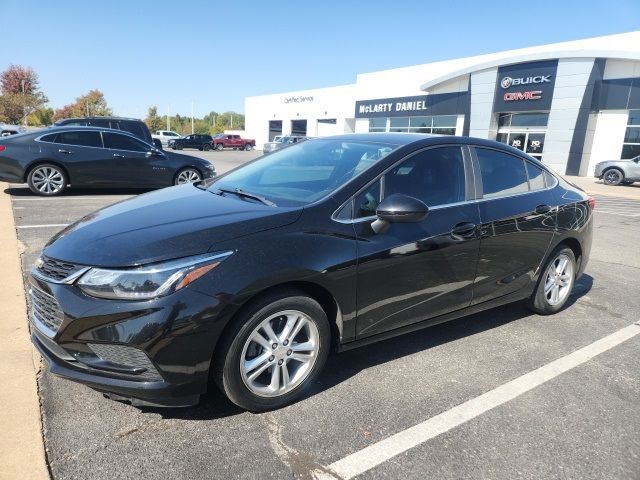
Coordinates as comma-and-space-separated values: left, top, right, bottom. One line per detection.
203, 143, 211, 151
602, 168, 624, 186
27, 163, 68, 196
173, 167, 202, 185
244, 143, 253, 151
526, 246, 576, 315
176, 143, 183, 150
216, 143, 224, 151
213, 289, 331, 411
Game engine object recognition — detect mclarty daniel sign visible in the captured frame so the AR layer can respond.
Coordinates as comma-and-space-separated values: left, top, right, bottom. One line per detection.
493, 60, 558, 112
355, 95, 429, 118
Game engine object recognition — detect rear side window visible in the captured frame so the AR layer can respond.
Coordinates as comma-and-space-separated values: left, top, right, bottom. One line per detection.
476, 148, 528, 199
90, 119, 111, 128
40, 133, 58, 143
56, 131, 102, 148
103, 132, 148, 152
119, 121, 144, 140
384, 146, 466, 207
526, 162, 546, 191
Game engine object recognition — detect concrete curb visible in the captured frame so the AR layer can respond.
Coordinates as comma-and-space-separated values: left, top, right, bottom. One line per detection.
564, 175, 640, 200
0, 183, 49, 480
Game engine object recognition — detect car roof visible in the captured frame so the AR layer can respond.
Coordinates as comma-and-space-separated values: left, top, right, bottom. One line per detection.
54, 116, 143, 124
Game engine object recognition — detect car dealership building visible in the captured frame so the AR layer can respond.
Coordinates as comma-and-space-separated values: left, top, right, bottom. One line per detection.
245, 31, 640, 176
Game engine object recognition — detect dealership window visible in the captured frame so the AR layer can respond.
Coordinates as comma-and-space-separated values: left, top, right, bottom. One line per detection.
496, 112, 548, 161
621, 110, 640, 159
369, 115, 456, 135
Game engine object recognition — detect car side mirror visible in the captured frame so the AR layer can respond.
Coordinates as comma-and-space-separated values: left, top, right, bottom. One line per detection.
371, 194, 429, 234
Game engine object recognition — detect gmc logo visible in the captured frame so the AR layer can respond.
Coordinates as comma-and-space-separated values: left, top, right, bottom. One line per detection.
504, 91, 542, 101
500, 75, 551, 89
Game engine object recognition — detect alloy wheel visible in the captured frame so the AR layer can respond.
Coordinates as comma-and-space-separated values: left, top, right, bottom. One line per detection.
240, 310, 319, 398
543, 253, 574, 306
175, 169, 201, 184
604, 169, 622, 185
31, 166, 64, 194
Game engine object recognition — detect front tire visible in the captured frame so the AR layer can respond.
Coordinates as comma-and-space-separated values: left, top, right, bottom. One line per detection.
203, 143, 211, 151
244, 143, 253, 151
603, 168, 624, 185
527, 247, 576, 315
27, 164, 68, 196
176, 144, 184, 150
213, 290, 331, 411
174, 167, 202, 185
216, 143, 224, 151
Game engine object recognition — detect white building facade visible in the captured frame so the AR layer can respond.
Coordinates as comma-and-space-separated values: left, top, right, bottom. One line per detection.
245, 32, 640, 176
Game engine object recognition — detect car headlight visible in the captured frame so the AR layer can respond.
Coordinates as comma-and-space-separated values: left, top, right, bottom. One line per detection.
77, 251, 233, 300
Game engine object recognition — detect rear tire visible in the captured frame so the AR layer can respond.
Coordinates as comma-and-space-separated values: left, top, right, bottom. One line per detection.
213, 290, 331, 412
602, 168, 624, 185
244, 143, 253, 151
526, 246, 576, 315
27, 163, 68, 196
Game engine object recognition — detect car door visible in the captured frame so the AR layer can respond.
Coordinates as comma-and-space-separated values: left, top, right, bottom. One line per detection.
50, 130, 111, 185
353, 145, 481, 338
470, 146, 557, 305
102, 131, 171, 187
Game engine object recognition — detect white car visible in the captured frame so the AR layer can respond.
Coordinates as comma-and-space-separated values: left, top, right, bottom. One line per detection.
0, 123, 26, 136
152, 130, 183, 146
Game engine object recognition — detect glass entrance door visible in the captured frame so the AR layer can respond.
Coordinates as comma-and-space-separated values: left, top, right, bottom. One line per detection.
498, 132, 545, 161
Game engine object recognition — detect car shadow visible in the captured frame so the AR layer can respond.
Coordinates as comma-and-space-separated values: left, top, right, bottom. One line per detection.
152, 274, 593, 420
3, 186, 155, 197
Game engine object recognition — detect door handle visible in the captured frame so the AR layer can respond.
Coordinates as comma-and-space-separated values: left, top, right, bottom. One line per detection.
58, 149, 73, 154
113, 153, 125, 158
535, 204, 551, 214
451, 222, 477, 236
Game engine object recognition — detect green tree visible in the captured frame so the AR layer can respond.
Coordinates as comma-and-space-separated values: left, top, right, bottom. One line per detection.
27, 107, 54, 126
0, 65, 48, 124
144, 106, 164, 133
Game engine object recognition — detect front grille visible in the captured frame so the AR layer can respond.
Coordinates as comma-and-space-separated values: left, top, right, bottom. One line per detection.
37, 256, 83, 282
29, 286, 64, 334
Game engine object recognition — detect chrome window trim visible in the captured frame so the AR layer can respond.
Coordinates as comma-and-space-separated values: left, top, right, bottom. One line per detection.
35, 129, 154, 154
331, 143, 560, 225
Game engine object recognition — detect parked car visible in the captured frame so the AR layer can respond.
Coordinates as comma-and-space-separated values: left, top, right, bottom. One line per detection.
263, 135, 307, 153
170, 134, 214, 151
1, 123, 26, 136
594, 155, 640, 185
54, 116, 154, 145
0, 126, 216, 195
212, 134, 255, 151
152, 130, 183, 147
28, 134, 593, 410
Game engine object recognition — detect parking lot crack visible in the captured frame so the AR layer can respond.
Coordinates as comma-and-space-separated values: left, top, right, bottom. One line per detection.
264, 413, 341, 480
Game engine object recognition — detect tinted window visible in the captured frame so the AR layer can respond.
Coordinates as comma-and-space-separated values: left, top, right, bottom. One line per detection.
354, 180, 381, 218
526, 162, 545, 191
384, 146, 466, 207
476, 148, 528, 198
57, 120, 86, 126
119, 121, 144, 139
90, 119, 111, 128
56, 131, 102, 148
103, 132, 148, 152
40, 133, 58, 143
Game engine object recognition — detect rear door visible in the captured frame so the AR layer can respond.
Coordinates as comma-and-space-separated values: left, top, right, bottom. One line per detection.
354, 145, 481, 338
470, 146, 557, 304
102, 132, 171, 187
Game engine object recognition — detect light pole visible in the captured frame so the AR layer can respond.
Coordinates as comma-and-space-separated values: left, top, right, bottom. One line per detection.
167, 105, 170, 131
191, 101, 194, 134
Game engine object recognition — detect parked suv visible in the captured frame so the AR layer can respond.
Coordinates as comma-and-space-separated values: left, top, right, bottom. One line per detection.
594, 155, 640, 185
171, 134, 214, 151
54, 117, 154, 146
153, 130, 183, 147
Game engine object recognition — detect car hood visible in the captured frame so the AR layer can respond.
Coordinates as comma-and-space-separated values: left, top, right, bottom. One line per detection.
43, 184, 302, 267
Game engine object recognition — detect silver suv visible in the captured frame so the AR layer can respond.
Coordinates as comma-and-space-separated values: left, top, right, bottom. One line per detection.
594, 155, 640, 185
263, 135, 307, 153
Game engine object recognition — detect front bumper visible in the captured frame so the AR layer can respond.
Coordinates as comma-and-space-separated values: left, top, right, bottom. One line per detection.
28, 271, 229, 407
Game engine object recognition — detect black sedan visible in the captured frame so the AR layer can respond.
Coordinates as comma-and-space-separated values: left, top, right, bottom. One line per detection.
28, 134, 593, 410
0, 126, 216, 195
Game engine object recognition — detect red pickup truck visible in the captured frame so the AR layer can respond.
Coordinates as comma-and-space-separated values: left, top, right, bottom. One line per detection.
212, 134, 256, 151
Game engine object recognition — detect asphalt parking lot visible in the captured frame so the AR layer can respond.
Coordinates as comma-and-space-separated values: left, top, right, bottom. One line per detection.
6, 157, 640, 480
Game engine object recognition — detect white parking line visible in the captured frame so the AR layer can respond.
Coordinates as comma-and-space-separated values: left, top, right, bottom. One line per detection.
16, 224, 69, 229
317, 322, 640, 480
11, 196, 130, 201
596, 211, 640, 217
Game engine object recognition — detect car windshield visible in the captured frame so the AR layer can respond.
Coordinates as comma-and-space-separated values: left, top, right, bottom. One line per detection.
276, 137, 289, 143
209, 138, 397, 206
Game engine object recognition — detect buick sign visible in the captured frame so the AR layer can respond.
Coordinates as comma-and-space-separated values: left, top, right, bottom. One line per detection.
494, 60, 558, 112
500, 75, 551, 89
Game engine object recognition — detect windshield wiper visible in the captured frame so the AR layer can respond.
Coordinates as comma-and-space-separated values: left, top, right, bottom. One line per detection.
216, 187, 276, 207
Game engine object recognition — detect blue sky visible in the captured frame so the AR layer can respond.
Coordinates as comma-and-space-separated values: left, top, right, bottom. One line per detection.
2, 0, 639, 118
